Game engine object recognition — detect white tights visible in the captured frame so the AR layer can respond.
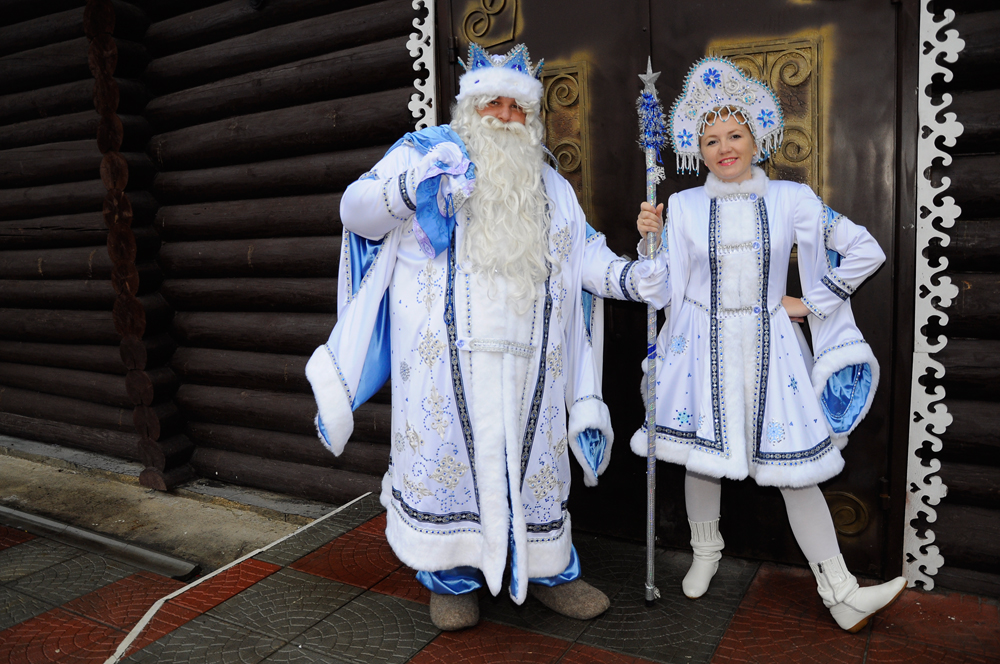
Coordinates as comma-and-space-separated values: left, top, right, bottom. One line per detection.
684, 470, 840, 563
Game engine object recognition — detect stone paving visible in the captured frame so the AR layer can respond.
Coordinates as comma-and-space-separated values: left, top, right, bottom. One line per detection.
1, 493, 998, 663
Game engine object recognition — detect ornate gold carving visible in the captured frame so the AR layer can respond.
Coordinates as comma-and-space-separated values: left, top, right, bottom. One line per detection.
541, 63, 594, 226
462, 0, 517, 48
823, 490, 870, 537
709, 35, 824, 198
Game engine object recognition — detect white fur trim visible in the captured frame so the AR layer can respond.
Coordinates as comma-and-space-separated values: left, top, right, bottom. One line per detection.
457, 67, 543, 104
811, 342, 880, 449
567, 398, 614, 487
704, 166, 769, 199
629, 427, 750, 481
304, 345, 353, 456
753, 445, 845, 488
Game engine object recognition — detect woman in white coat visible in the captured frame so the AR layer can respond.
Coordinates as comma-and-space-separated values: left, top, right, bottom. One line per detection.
633, 57, 905, 632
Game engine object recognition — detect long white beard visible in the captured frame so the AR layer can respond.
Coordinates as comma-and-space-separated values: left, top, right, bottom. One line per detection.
453, 109, 552, 313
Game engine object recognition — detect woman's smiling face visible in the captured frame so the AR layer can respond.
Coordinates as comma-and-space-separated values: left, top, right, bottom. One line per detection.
699, 111, 756, 183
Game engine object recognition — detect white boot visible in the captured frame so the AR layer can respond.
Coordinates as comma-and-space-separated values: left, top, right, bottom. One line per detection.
682, 518, 724, 599
809, 554, 906, 632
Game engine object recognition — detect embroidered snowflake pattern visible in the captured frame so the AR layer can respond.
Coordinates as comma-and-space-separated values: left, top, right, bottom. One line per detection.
393, 431, 406, 453
399, 360, 411, 382
788, 375, 799, 394
767, 421, 786, 446
703, 68, 721, 88
675, 408, 693, 426
757, 109, 775, 129
417, 259, 439, 314
552, 225, 572, 263
403, 473, 433, 498
669, 335, 688, 355
547, 343, 564, 380
678, 129, 694, 148
553, 436, 568, 457
423, 385, 451, 438
417, 329, 445, 368
427, 455, 469, 490
527, 464, 560, 500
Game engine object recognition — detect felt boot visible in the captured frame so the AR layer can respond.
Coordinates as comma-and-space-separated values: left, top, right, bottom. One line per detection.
528, 579, 610, 620
810, 554, 907, 632
429, 591, 479, 631
682, 518, 724, 599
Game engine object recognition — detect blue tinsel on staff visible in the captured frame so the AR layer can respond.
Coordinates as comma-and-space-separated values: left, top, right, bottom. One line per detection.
637, 90, 667, 161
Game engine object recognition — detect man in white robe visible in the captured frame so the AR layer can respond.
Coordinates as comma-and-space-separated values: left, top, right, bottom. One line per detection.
306, 42, 666, 630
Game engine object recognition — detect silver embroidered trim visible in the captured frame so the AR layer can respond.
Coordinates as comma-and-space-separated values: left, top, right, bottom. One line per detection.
467, 338, 535, 358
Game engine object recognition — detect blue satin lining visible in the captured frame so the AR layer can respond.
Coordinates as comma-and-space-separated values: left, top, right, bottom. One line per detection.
577, 428, 607, 476
821, 363, 872, 434
348, 232, 391, 410
317, 416, 330, 446
415, 546, 582, 595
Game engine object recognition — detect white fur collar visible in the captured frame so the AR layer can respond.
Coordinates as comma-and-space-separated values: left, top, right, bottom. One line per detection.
704, 166, 769, 199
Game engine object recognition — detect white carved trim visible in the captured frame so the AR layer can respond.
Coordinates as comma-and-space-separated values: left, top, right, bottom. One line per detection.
905, 1, 964, 590
407, 0, 437, 129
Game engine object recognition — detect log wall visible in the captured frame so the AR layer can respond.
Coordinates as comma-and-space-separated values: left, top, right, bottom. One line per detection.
144, 0, 415, 502
928, 1, 1000, 596
0, 0, 417, 504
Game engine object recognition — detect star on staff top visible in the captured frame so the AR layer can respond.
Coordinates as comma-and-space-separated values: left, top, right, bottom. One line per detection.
638, 58, 660, 94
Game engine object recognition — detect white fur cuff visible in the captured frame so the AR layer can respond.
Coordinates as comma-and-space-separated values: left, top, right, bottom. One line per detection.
811, 341, 879, 448
305, 345, 354, 456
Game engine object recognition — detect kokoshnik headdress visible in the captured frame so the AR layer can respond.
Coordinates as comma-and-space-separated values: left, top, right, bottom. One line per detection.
668, 57, 784, 175
456, 42, 544, 104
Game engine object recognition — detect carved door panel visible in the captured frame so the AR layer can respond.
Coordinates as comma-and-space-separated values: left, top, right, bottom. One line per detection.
440, 0, 900, 574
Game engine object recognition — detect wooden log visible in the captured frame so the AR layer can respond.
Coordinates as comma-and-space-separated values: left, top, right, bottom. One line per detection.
139, 464, 196, 491
0, 278, 116, 308
0, 1, 85, 29
0, 179, 106, 221
0, 37, 92, 95
144, 0, 371, 56
932, 566, 1000, 600
949, 10, 1000, 90
170, 311, 334, 354
135, 0, 223, 23
133, 400, 182, 441
125, 366, 177, 406
171, 347, 311, 393
190, 447, 381, 505
174, 383, 316, 435
0, 244, 111, 279
943, 272, 1000, 340
934, 218, 1000, 272
937, 460, 1000, 508
158, 237, 338, 279
186, 421, 389, 477
0, 339, 125, 374
0, 360, 129, 407
950, 90, 1000, 155
0, 139, 102, 187
0, 8, 84, 59
138, 434, 193, 471
149, 87, 413, 170
145, 37, 412, 131
0, 384, 133, 431
932, 503, 1000, 573
933, 154, 1000, 220
941, 399, 1000, 449
0, 307, 120, 343
935, 440, 1000, 468
161, 278, 335, 313
351, 400, 392, 444
145, 0, 415, 93
0, 111, 149, 151
0, 212, 107, 250
0, 410, 138, 461
934, 338, 1000, 400
151, 145, 386, 204
84, 1, 149, 41
153, 194, 341, 242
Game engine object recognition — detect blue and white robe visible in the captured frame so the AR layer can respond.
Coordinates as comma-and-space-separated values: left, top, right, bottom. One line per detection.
307, 129, 668, 603
630, 167, 885, 488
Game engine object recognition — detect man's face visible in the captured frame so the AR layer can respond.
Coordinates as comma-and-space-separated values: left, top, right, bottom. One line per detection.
476, 97, 527, 125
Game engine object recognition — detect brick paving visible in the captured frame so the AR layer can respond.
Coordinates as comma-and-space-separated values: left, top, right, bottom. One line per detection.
1, 494, 997, 663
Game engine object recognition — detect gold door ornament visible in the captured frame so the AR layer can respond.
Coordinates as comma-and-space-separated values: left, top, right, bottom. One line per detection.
709, 33, 825, 199
462, 0, 518, 49
541, 63, 595, 226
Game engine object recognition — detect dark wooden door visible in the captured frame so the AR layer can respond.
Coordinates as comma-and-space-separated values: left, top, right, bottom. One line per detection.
441, 0, 901, 575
